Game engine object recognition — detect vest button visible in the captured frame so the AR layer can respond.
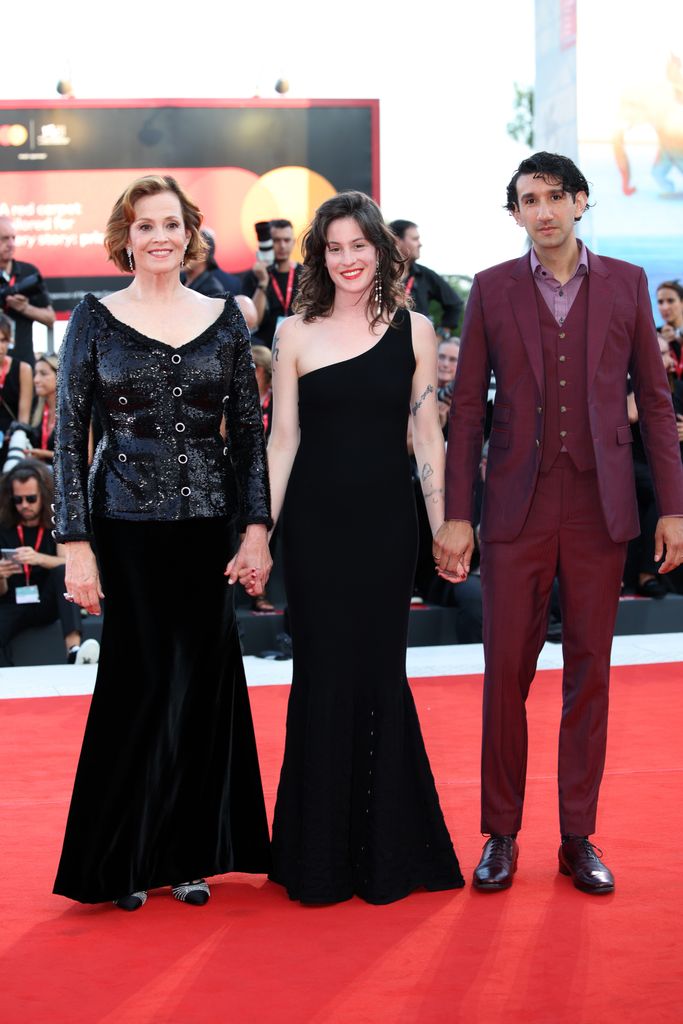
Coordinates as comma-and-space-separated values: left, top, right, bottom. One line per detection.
559, 332, 566, 339
560, 430, 567, 438
559, 355, 566, 362
560, 405, 567, 413
537, 406, 542, 413
560, 380, 567, 387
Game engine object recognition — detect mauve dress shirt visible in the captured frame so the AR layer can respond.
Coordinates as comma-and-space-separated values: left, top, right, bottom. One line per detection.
530, 241, 589, 325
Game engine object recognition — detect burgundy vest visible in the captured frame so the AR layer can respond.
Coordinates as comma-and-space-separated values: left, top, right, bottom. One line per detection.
536, 279, 596, 473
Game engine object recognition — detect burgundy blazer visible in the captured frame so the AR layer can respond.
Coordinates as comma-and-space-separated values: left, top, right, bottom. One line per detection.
445, 250, 683, 543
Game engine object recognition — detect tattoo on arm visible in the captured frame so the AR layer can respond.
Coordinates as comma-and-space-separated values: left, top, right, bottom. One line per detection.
411, 383, 434, 417
272, 334, 281, 367
421, 463, 434, 482
423, 486, 444, 504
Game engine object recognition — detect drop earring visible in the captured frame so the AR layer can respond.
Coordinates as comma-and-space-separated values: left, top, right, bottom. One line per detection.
374, 258, 382, 315
126, 247, 134, 273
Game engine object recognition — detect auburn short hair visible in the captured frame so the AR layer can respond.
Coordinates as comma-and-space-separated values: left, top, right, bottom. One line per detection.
104, 174, 208, 273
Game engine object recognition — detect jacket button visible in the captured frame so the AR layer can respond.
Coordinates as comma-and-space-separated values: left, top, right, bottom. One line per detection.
173, 386, 182, 397
537, 406, 542, 413
535, 439, 540, 447
178, 454, 188, 464
222, 394, 229, 403
560, 405, 567, 413
181, 486, 191, 497
223, 446, 228, 456
560, 430, 567, 438
171, 354, 182, 364
118, 453, 127, 462
118, 396, 128, 405
559, 355, 566, 362
559, 332, 566, 339
175, 423, 186, 433
559, 380, 567, 387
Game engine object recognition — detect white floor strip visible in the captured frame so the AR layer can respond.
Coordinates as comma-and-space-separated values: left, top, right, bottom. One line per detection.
0, 633, 680, 701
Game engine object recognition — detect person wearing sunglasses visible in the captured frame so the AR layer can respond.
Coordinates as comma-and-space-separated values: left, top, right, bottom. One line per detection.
0, 459, 99, 666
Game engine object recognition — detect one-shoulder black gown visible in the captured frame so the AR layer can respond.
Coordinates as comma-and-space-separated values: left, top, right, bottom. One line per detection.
270, 311, 464, 904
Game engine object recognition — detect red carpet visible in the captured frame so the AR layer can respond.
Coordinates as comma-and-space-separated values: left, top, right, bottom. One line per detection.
0, 663, 681, 1023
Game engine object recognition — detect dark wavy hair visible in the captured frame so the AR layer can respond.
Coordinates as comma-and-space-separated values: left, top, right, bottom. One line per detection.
657, 280, 683, 301
294, 191, 409, 328
0, 458, 54, 529
505, 152, 591, 221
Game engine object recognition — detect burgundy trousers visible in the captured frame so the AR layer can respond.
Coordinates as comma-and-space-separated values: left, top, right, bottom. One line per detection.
479, 455, 627, 836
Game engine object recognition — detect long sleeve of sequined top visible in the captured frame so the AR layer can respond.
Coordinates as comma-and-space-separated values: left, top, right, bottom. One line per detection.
53, 294, 272, 542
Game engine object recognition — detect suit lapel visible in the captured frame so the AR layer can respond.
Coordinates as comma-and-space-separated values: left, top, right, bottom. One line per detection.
508, 255, 544, 397
585, 251, 615, 391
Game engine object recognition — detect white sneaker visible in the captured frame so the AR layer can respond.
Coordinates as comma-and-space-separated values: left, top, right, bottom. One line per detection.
74, 638, 100, 665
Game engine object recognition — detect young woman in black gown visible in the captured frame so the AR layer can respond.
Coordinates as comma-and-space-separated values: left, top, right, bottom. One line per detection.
262, 191, 464, 904
52, 176, 272, 910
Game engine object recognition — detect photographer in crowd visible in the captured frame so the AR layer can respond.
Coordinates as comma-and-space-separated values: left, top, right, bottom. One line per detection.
389, 219, 463, 336
0, 217, 55, 368
243, 219, 302, 346
0, 460, 99, 666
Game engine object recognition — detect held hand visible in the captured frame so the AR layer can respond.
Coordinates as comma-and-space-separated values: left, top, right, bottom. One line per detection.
225, 524, 272, 596
15, 546, 42, 566
0, 559, 21, 578
654, 516, 683, 574
65, 542, 104, 615
433, 520, 475, 583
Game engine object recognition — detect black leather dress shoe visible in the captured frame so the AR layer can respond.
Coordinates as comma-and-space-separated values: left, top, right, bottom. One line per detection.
558, 837, 614, 894
473, 834, 519, 891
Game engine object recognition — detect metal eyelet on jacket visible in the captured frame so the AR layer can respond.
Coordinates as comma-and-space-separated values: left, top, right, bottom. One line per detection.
175, 423, 186, 433
171, 354, 182, 364
118, 453, 127, 462
173, 387, 182, 397
178, 454, 188, 464
118, 396, 128, 405
181, 486, 191, 497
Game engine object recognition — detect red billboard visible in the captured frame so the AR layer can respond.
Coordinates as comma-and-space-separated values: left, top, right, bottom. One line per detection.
0, 98, 379, 310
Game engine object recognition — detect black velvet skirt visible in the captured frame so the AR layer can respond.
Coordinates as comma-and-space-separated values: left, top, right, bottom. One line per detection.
53, 517, 271, 904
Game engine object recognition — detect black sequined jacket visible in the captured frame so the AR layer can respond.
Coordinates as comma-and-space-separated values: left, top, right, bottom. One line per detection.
53, 293, 272, 542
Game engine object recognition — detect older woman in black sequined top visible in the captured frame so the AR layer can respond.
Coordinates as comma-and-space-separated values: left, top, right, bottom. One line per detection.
53, 175, 273, 911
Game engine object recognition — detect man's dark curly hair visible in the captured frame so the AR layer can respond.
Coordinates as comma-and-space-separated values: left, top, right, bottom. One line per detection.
505, 152, 591, 221
294, 191, 410, 328
0, 458, 54, 529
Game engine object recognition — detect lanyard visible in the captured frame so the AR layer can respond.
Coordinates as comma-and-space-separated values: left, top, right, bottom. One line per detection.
0, 356, 9, 390
269, 265, 296, 315
261, 388, 272, 434
16, 524, 44, 586
40, 404, 52, 449
405, 276, 415, 297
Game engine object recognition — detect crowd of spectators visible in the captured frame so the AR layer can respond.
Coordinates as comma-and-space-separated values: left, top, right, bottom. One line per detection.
1, 210, 681, 661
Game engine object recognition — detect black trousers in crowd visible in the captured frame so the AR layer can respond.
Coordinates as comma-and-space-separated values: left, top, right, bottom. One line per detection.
0, 564, 82, 666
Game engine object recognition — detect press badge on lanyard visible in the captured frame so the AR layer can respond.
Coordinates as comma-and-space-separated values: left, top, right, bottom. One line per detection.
271, 265, 296, 335
15, 525, 42, 604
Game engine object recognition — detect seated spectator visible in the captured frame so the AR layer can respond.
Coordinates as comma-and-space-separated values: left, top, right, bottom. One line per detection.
437, 337, 459, 436
0, 313, 33, 457
656, 280, 683, 369
0, 460, 100, 665
27, 354, 57, 464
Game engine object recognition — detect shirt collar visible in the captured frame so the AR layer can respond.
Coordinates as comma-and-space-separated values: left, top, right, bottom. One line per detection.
530, 240, 589, 281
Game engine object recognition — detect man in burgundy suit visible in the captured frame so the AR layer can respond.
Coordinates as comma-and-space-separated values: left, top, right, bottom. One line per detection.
434, 152, 683, 893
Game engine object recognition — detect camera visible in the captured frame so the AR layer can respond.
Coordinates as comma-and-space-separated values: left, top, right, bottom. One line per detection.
254, 222, 274, 266
0, 272, 42, 307
437, 380, 455, 404
3, 423, 32, 473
